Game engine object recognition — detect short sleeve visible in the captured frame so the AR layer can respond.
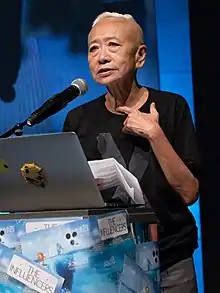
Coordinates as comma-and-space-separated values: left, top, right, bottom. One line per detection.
172, 96, 201, 180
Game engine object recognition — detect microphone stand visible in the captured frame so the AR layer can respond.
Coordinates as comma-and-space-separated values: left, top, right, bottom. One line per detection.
0, 120, 28, 138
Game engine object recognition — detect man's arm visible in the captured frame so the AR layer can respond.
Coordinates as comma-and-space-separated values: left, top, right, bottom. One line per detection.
148, 125, 199, 205
117, 100, 200, 205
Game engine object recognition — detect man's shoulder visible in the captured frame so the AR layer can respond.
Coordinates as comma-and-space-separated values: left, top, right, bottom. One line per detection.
148, 87, 187, 106
147, 88, 190, 118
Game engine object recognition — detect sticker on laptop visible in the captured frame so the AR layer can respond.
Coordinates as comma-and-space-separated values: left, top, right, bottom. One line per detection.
20, 162, 48, 188
0, 159, 9, 173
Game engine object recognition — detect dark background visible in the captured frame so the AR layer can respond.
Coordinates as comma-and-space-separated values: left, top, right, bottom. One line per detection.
189, 1, 219, 292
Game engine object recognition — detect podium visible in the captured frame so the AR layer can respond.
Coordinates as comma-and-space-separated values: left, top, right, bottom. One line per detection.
0, 205, 158, 242
0, 205, 159, 257
0, 132, 160, 292
0, 206, 158, 223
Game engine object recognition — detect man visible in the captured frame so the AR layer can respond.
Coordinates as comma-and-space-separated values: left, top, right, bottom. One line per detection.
63, 12, 200, 292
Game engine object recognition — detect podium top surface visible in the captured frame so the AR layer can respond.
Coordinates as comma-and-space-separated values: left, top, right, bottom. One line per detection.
0, 206, 158, 224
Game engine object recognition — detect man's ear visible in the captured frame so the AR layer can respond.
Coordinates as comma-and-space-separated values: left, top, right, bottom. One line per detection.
135, 44, 147, 69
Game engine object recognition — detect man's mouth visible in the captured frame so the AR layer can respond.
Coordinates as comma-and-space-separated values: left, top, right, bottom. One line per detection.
97, 68, 114, 74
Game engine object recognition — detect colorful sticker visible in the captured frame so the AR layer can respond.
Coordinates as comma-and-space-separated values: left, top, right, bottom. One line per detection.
20, 162, 48, 188
0, 159, 9, 173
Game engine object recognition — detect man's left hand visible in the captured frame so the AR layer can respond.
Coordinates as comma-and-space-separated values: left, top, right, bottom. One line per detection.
117, 102, 160, 140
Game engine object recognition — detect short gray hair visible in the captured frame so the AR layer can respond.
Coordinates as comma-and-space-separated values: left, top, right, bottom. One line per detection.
92, 12, 135, 27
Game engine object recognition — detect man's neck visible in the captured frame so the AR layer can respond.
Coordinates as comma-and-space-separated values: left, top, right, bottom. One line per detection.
105, 80, 149, 114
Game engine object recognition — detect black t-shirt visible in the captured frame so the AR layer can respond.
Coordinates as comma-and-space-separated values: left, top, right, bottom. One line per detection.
63, 87, 200, 272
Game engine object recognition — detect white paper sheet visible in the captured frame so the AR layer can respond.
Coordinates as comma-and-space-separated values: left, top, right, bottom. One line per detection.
88, 158, 145, 204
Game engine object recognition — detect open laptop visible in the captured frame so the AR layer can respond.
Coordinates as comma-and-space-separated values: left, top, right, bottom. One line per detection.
0, 132, 106, 212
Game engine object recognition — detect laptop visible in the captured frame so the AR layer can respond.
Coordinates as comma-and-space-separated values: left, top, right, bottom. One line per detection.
0, 132, 106, 212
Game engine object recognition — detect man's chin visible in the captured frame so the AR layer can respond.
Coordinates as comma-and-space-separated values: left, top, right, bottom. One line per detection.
95, 76, 119, 86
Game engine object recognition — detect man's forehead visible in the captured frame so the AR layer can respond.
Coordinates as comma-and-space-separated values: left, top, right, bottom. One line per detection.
88, 18, 139, 45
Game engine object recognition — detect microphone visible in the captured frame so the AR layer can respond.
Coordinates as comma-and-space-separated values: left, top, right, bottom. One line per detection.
26, 78, 88, 127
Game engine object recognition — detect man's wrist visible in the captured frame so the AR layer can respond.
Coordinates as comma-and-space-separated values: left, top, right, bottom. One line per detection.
146, 124, 164, 142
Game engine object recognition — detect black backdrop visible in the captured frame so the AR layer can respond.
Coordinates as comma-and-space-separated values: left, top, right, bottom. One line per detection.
189, 1, 219, 292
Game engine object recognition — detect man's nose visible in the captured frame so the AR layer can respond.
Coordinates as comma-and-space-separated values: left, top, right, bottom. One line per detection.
98, 48, 110, 64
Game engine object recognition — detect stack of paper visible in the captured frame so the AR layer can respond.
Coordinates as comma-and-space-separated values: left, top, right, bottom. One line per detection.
88, 158, 147, 205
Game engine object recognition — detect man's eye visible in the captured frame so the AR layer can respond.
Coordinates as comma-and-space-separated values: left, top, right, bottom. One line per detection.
109, 42, 120, 47
89, 46, 98, 52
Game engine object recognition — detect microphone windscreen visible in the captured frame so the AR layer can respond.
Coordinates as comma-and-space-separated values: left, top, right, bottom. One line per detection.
71, 78, 88, 95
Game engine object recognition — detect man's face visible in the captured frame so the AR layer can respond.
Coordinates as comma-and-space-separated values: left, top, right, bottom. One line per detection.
88, 19, 140, 85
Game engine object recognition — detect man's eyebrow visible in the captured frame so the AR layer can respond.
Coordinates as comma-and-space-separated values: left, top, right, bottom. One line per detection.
89, 37, 121, 46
